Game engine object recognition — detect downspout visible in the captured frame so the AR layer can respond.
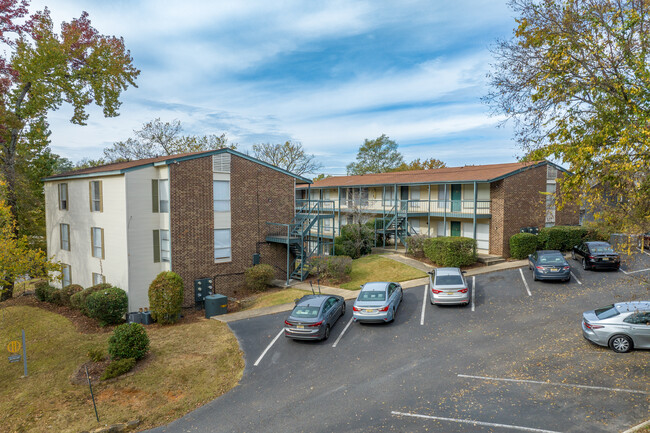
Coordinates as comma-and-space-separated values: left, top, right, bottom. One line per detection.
394, 183, 398, 250
427, 184, 431, 237
473, 181, 478, 255
443, 184, 447, 236
382, 185, 386, 248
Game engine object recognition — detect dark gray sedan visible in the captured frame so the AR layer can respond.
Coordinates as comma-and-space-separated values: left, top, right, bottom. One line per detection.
284, 294, 345, 341
528, 250, 571, 282
582, 302, 650, 353
571, 241, 620, 270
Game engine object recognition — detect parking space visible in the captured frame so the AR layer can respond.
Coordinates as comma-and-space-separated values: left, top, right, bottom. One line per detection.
150, 255, 650, 433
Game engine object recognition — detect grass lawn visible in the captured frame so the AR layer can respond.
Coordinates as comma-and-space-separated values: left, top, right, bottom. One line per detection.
0, 304, 244, 433
339, 255, 427, 290
241, 288, 310, 310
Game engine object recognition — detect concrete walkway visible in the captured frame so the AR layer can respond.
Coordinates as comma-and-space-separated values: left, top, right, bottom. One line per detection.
212, 257, 529, 323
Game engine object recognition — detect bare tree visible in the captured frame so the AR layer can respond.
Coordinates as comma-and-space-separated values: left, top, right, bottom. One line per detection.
252, 141, 322, 176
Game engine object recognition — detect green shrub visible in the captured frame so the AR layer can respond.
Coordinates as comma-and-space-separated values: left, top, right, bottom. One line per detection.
100, 358, 136, 380
309, 255, 352, 281
34, 282, 56, 302
148, 271, 184, 325
405, 234, 429, 258
334, 224, 373, 259
70, 283, 112, 314
538, 226, 587, 251
86, 287, 128, 326
245, 264, 275, 291
59, 284, 83, 307
423, 237, 477, 267
88, 347, 105, 362
509, 233, 540, 259
108, 323, 150, 361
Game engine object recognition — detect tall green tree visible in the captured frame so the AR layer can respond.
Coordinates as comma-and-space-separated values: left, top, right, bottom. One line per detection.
391, 157, 446, 172
103, 118, 235, 162
252, 140, 322, 176
485, 0, 650, 232
0, 1, 140, 234
346, 134, 404, 175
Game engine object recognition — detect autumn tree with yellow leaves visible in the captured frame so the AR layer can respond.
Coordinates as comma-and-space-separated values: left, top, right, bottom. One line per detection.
486, 0, 650, 233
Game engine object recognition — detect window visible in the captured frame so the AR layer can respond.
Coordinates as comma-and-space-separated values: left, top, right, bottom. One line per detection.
152, 179, 169, 213
60, 223, 70, 251
213, 181, 230, 212
153, 229, 171, 263
92, 273, 106, 286
547, 165, 558, 180
58, 183, 68, 210
91, 227, 104, 258
61, 264, 71, 287
214, 229, 231, 260
89, 181, 102, 212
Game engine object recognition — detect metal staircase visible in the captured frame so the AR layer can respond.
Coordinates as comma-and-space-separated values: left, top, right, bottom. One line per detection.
266, 200, 334, 283
377, 204, 417, 247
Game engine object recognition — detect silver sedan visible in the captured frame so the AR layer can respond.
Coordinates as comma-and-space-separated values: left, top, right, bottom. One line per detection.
352, 282, 403, 323
582, 302, 650, 353
429, 268, 470, 306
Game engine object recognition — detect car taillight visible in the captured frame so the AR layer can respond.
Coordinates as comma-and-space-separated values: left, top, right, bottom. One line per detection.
378, 305, 389, 312
563, 266, 570, 270
589, 256, 595, 260
353, 306, 361, 312
584, 321, 603, 330
432, 289, 443, 294
284, 320, 293, 326
536, 266, 544, 271
307, 321, 323, 327
458, 288, 468, 293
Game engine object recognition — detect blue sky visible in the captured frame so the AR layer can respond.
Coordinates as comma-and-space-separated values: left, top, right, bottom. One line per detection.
32, 0, 520, 175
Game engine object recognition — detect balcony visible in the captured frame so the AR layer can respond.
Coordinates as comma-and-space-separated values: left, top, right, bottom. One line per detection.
298, 199, 491, 217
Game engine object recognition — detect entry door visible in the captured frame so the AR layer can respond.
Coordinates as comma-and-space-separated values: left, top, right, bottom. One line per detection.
451, 184, 461, 212
400, 186, 409, 211
450, 221, 461, 237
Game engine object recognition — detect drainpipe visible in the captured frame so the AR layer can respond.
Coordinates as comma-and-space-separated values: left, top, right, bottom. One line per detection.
443, 184, 447, 236
427, 184, 431, 237
473, 181, 478, 255
382, 185, 386, 248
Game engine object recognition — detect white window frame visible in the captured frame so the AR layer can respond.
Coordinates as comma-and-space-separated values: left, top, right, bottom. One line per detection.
213, 180, 230, 212
214, 229, 231, 261
60, 223, 70, 251
92, 272, 106, 286
62, 264, 71, 287
160, 229, 171, 262
90, 181, 102, 212
58, 183, 68, 210
91, 227, 104, 259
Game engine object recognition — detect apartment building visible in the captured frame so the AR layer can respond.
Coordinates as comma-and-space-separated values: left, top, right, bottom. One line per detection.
44, 149, 310, 311
296, 160, 579, 257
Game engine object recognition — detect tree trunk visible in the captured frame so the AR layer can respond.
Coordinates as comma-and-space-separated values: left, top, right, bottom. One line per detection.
0, 281, 15, 302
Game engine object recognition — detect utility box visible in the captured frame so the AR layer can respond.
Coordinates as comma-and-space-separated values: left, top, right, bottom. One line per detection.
205, 294, 228, 318
520, 226, 539, 235
127, 312, 142, 324
194, 278, 213, 307
253, 253, 261, 265
141, 311, 153, 325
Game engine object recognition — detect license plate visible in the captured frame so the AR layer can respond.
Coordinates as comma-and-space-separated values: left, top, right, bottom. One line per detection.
365, 309, 374, 313
550, 268, 558, 272
446, 292, 455, 295
602, 258, 609, 261
297, 325, 304, 329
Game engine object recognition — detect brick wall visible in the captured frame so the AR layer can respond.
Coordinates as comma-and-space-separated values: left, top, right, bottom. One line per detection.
170, 154, 295, 306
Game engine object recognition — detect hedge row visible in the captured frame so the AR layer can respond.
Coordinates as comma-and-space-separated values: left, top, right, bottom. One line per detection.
509, 225, 609, 259
424, 237, 477, 267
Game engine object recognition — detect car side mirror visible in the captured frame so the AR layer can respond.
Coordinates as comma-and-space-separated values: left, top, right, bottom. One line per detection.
528, 254, 532, 259
294, 298, 300, 305
461, 270, 467, 274
427, 271, 434, 275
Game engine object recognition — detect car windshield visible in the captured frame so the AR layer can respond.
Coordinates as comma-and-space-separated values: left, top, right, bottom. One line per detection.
358, 291, 386, 301
291, 306, 320, 318
592, 245, 614, 253
538, 254, 564, 264
435, 275, 463, 285
595, 305, 619, 320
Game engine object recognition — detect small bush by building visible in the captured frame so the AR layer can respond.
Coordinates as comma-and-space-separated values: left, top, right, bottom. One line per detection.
58, 284, 83, 307
538, 226, 587, 251
405, 234, 429, 258
148, 271, 184, 325
108, 323, 150, 361
509, 233, 540, 259
70, 283, 112, 314
424, 237, 477, 267
334, 224, 373, 259
245, 264, 275, 291
86, 287, 128, 326
309, 255, 352, 281
100, 358, 136, 381
87, 347, 106, 362
34, 281, 56, 302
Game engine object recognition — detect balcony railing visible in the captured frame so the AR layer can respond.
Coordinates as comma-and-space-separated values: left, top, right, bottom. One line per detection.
298, 199, 491, 216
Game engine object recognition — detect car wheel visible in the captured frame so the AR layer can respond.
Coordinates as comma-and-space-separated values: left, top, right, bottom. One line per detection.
341, 302, 346, 317
609, 334, 632, 353
582, 258, 590, 271
323, 325, 331, 341
532, 270, 537, 281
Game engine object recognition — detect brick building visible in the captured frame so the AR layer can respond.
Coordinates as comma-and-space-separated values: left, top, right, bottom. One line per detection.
43, 149, 310, 310
296, 160, 579, 258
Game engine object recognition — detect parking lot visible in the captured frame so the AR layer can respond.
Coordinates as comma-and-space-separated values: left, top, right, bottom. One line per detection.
148, 252, 650, 433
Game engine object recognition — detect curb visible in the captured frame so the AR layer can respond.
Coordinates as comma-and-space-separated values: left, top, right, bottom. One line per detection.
212, 259, 528, 323
622, 420, 650, 433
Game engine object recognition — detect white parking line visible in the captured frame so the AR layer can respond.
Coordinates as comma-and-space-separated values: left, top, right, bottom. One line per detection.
457, 374, 649, 395
519, 268, 532, 296
637, 248, 650, 257
420, 284, 428, 326
471, 276, 475, 312
570, 272, 582, 285
391, 411, 561, 433
332, 317, 354, 348
619, 268, 629, 275
624, 267, 650, 274
253, 328, 284, 367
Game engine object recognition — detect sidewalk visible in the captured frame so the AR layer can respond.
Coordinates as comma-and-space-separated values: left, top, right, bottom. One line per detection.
212, 257, 529, 323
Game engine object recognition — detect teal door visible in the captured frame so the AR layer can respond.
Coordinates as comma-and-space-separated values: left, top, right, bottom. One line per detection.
450, 221, 461, 237
451, 184, 461, 212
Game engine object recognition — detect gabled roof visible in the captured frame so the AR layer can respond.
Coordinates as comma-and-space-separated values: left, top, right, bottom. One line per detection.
299, 160, 567, 189
43, 149, 312, 183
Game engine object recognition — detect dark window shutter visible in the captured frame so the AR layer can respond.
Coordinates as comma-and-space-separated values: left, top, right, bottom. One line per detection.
153, 230, 160, 263
152, 180, 159, 213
